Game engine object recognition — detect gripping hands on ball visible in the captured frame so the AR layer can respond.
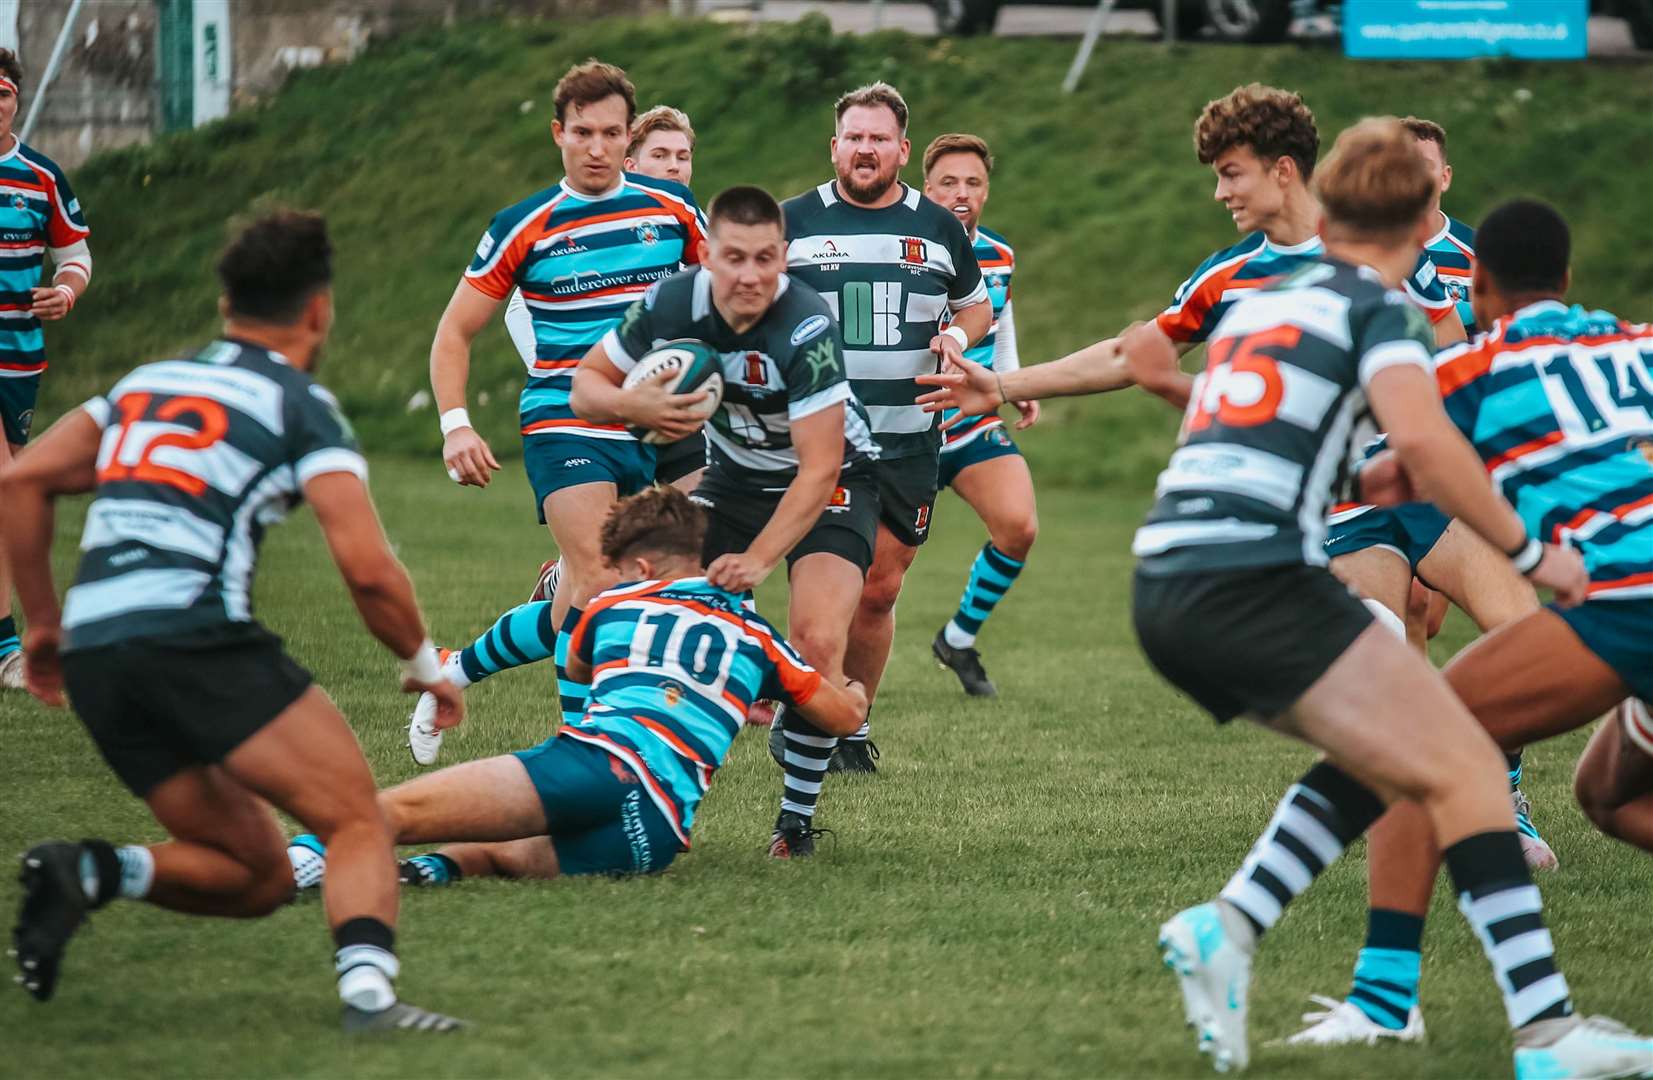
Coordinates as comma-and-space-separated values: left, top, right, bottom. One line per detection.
622, 366, 712, 443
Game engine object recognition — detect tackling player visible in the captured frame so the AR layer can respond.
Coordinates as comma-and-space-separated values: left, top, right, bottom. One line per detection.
0, 49, 93, 691
770, 82, 990, 801
921, 120, 1653, 1079
1292, 198, 1653, 1054
429, 60, 705, 730
3, 212, 463, 1032
920, 133, 1039, 699
290, 487, 867, 886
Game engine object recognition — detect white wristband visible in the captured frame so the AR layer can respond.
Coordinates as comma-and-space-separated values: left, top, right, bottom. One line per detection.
439, 408, 472, 437
942, 326, 969, 351
400, 639, 443, 684
53, 282, 75, 309
1509, 537, 1544, 576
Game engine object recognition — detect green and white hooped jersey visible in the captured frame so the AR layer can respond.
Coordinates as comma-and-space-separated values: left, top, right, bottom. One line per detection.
783, 181, 987, 460
603, 267, 878, 486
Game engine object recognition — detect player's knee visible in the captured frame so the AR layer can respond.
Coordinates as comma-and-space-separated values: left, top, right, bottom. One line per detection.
995, 515, 1038, 561
858, 570, 904, 616
244, 863, 299, 915
787, 621, 845, 674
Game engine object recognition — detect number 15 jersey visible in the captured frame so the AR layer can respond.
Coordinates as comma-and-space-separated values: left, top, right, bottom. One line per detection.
1134, 258, 1435, 576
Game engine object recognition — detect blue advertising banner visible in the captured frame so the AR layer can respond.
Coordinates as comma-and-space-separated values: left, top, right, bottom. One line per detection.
1345, 0, 1589, 60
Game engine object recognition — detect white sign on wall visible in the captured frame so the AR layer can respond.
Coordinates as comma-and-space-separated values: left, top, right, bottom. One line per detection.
0, 0, 19, 54
193, 0, 231, 126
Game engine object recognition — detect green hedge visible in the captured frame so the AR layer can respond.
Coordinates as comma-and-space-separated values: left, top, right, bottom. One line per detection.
45, 14, 1653, 489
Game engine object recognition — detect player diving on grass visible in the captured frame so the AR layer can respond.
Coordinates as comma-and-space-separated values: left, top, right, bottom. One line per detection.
920, 119, 1653, 1079
1288, 196, 1653, 1055
3, 211, 465, 1032
288, 486, 868, 887
919, 133, 1039, 699
426, 59, 705, 744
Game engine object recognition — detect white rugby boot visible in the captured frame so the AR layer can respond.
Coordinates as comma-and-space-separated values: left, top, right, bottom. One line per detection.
1158, 901, 1254, 1073
287, 834, 326, 890
1513, 1014, 1653, 1079
1278, 994, 1425, 1047
407, 690, 443, 766
0, 649, 26, 690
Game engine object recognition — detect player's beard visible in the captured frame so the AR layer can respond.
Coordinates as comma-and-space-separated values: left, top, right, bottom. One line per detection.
838, 158, 900, 204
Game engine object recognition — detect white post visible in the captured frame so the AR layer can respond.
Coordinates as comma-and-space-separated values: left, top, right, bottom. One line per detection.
1062, 0, 1118, 94
1163, 0, 1177, 43
20, 0, 85, 142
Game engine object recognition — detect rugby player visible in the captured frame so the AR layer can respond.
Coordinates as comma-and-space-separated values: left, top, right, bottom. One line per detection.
920, 133, 1038, 698
770, 81, 990, 798
0, 49, 93, 690
1291, 197, 1653, 1054
429, 60, 705, 731
923, 121, 1653, 1078
3, 212, 464, 1032
290, 487, 867, 886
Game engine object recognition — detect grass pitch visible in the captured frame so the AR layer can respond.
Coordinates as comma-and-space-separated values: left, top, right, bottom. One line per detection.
5, 457, 1652, 1078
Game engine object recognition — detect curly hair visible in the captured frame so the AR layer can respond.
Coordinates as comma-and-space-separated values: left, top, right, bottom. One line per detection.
600, 486, 706, 569
217, 210, 332, 323
1314, 118, 1436, 239
1195, 84, 1319, 180
1398, 115, 1448, 164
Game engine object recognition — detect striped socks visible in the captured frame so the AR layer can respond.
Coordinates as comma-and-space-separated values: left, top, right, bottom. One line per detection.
1348, 909, 1424, 1030
944, 543, 1025, 648
1445, 830, 1572, 1029
779, 712, 837, 820
553, 606, 588, 724
457, 601, 557, 685
0, 614, 18, 658
1218, 762, 1386, 937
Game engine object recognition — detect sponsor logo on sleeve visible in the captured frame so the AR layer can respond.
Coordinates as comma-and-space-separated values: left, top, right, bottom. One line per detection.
475, 232, 497, 260
790, 314, 831, 347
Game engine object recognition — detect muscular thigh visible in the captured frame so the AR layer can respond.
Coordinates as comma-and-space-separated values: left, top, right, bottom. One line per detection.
145, 765, 288, 868
379, 755, 549, 843
949, 452, 1036, 540
1416, 519, 1537, 631
1329, 546, 1412, 618
544, 481, 622, 611
224, 685, 382, 836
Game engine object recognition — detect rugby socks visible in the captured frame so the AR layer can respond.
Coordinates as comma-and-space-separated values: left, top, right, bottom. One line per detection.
0, 614, 18, 658
1506, 751, 1524, 788
1444, 830, 1572, 1029
1347, 909, 1424, 1030
944, 543, 1025, 649
779, 713, 837, 820
399, 853, 461, 887
335, 917, 400, 1012
553, 606, 588, 724
77, 840, 154, 906
1217, 763, 1386, 939
457, 601, 557, 686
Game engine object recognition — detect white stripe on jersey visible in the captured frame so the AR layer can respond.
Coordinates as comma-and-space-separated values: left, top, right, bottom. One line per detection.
1298, 392, 1365, 565
62, 568, 214, 630
96, 420, 265, 499
1189, 357, 1342, 433
296, 447, 369, 485
785, 234, 959, 277
534, 212, 684, 250
80, 498, 226, 563
948, 278, 990, 312
108, 360, 289, 437
519, 291, 637, 312
788, 382, 852, 422
223, 468, 300, 621
844, 347, 937, 382
863, 403, 932, 435
1211, 287, 1354, 351
1157, 443, 1305, 512
466, 192, 567, 280
904, 290, 948, 325
1358, 339, 1432, 386
81, 397, 112, 428
1131, 519, 1279, 556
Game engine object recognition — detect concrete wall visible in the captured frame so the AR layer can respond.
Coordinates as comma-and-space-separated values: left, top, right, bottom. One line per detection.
12, 0, 662, 169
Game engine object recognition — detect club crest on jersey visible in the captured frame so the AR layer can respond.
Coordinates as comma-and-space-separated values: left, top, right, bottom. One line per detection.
10, 194, 25, 211
743, 352, 767, 385
914, 504, 931, 532
900, 237, 927, 269
662, 682, 683, 707
827, 486, 852, 512
635, 222, 660, 246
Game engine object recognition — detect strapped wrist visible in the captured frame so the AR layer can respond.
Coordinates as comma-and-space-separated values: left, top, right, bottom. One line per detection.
399, 639, 443, 684
439, 408, 472, 437
1508, 537, 1544, 576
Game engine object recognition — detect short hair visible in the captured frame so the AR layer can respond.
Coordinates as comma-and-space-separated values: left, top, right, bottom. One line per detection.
1313, 118, 1436, 239
628, 105, 695, 158
600, 486, 707, 568
707, 185, 783, 232
922, 133, 993, 177
1195, 83, 1319, 181
835, 82, 908, 136
1399, 116, 1448, 163
554, 58, 635, 127
0, 48, 21, 88
1476, 199, 1571, 295
216, 210, 333, 324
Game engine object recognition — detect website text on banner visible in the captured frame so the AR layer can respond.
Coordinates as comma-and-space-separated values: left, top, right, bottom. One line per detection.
1344, 0, 1588, 60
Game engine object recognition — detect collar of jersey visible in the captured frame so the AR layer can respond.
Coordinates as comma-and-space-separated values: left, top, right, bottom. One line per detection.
0, 135, 17, 165
1511, 298, 1572, 322
1260, 233, 1322, 256
827, 179, 913, 210
1424, 210, 1454, 248
217, 336, 291, 367
558, 176, 626, 202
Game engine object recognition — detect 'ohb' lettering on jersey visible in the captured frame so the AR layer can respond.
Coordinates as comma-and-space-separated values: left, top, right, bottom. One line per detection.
783, 182, 986, 460
1134, 259, 1435, 576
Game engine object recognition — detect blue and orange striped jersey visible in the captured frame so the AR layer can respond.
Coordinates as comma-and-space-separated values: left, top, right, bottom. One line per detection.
0, 140, 88, 377
1425, 212, 1477, 333
1156, 232, 1454, 345
464, 174, 706, 441
1436, 300, 1653, 597
566, 577, 823, 845
943, 224, 1015, 449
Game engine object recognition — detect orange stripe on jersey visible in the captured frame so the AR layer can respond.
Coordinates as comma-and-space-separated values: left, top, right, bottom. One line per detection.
557, 727, 691, 847
1436, 349, 1494, 396
531, 359, 581, 371
1486, 430, 1564, 472
612, 593, 816, 686
592, 658, 629, 678
520, 417, 628, 434
631, 714, 710, 766
1587, 571, 1653, 596
1552, 507, 1599, 543
1156, 260, 1246, 344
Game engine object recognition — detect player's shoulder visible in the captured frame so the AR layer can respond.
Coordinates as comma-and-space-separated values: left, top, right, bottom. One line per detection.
1184, 232, 1269, 285
650, 265, 702, 305
772, 276, 837, 346
491, 182, 567, 232
14, 141, 74, 185
1446, 214, 1476, 248
975, 224, 1014, 260
622, 172, 700, 212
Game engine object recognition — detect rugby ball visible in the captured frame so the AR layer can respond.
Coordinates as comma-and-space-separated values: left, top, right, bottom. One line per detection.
621, 338, 724, 445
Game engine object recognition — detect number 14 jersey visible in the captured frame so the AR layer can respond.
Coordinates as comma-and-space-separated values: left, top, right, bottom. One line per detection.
1134, 258, 1436, 576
